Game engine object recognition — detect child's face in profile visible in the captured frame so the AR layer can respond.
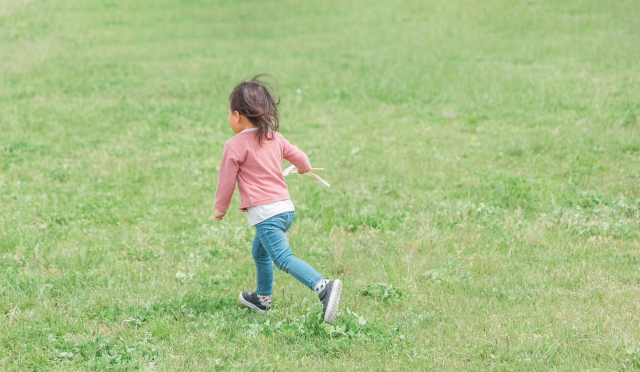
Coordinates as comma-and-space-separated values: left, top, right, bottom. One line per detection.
227, 102, 258, 134
227, 104, 242, 134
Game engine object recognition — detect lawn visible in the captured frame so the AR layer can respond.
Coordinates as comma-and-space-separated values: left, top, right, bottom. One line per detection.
1, 0, 640, 370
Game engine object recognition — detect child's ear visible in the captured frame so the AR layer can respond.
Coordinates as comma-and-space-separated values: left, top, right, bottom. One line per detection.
233, 110, 242, 123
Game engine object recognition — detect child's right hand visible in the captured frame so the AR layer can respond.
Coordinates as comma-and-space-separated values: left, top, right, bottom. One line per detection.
214, 209, 226, 220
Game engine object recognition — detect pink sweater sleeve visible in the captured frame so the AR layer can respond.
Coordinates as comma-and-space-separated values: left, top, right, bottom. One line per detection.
282, 137, 311, 172
214, 142, 241, 211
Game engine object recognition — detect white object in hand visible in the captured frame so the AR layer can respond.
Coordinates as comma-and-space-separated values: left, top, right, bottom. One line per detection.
282, 165, 330, 187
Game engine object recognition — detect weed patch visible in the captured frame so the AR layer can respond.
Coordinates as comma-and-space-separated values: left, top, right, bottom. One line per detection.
360, 283, 404, 301
47, 334, 159, 370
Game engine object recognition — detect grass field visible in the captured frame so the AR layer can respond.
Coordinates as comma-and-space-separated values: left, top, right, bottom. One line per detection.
1, 0, 640, 370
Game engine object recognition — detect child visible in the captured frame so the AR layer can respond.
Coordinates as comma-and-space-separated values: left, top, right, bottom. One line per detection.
213, 74, 342, 323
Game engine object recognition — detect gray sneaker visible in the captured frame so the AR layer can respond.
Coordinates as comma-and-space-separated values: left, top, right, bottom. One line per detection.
318, 279, 342, 323
239, 292, 270, 313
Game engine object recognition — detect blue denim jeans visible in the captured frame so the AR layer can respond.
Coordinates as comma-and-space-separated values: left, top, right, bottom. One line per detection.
252, 211, 323, 296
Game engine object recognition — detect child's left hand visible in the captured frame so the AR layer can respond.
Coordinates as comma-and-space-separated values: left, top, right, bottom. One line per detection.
214, 209, 226, 220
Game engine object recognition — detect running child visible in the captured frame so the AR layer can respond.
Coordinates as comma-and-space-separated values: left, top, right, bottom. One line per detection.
213, 74, 342, 323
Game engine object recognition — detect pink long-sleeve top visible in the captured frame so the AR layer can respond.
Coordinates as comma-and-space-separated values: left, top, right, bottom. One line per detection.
214, 130, 312, 211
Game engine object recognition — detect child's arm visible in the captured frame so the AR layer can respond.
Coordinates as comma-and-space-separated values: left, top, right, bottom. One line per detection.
213, 143, 241, 220
282, 137, 312, 174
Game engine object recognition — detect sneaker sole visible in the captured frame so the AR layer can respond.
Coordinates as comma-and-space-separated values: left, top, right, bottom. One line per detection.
238, 292, 266, 314
324, 279, 342, 323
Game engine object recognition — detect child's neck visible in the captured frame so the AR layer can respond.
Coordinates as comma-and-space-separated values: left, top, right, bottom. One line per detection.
232, 115, 258, 134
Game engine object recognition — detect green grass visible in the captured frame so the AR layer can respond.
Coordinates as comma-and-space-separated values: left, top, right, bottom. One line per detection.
1, 0, 640, 370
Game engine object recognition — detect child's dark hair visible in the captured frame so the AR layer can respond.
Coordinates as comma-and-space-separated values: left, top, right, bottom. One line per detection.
229, 74, 280, 144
